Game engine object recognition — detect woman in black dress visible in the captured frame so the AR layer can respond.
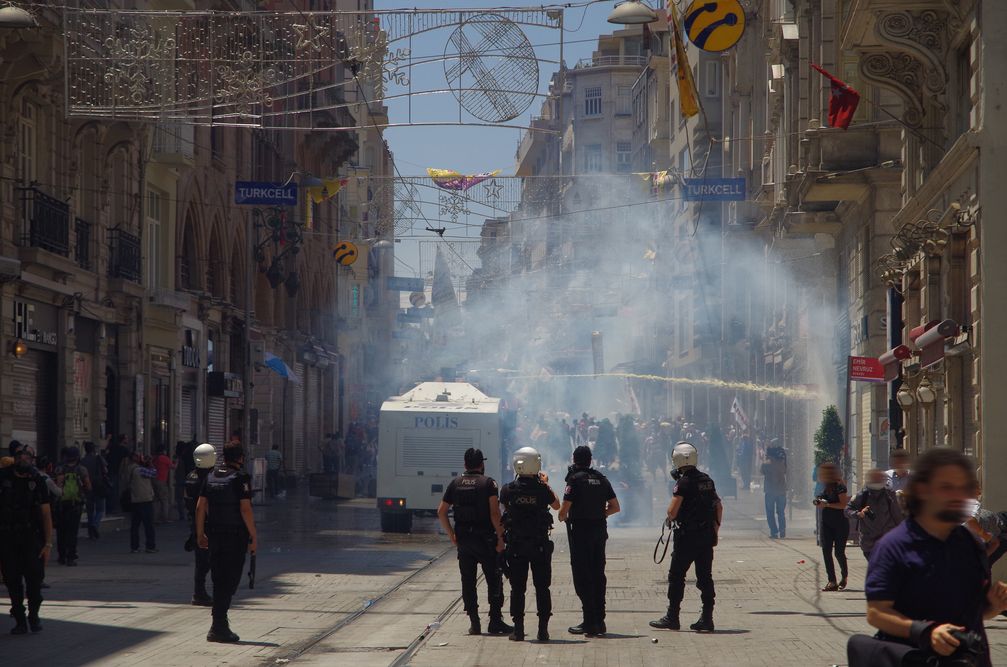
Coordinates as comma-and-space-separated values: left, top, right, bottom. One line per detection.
814, 462, 850, 591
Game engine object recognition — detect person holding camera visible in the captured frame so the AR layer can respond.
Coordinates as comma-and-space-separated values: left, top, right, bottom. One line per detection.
846, 468, 904, 562
848, 448, 1007, 667
814, 462, 850, 591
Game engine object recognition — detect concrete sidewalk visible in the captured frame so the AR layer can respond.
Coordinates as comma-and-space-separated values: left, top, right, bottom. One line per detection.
406, 490, 1007, 667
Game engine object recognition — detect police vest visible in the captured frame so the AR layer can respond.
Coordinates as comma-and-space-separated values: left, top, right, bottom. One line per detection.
203, 468, 244, 532
0, 469, 44, 536
677, 469, 719, 532
184, 469, 208, 520
503, 477, 553, 543
568, 468, 610, 522
450, 472, 493, 531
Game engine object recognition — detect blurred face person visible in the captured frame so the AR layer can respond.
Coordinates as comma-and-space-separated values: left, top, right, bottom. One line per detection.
865, 469, 887, 491
915, 462, 978, 525
818, 463, 840, 485
891, 450, 910, 474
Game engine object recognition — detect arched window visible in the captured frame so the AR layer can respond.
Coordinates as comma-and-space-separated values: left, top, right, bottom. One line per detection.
178, 215, 199, 291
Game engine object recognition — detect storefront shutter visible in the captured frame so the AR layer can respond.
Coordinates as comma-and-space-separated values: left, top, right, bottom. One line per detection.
292, 362, 305, 474
208, 395, 226, 451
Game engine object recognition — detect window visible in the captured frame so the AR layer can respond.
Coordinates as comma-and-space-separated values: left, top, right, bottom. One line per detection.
634, 91, 645, 127
351, 284, 360, 317
616, 85, 631, 115
18, 100, 37, 184
584, 144, 603, 172
146, 189, 164, 289
679, 147, 691, 175
616, 142, 632, 173
705, 62, 719, 97
584, 86, 602, 117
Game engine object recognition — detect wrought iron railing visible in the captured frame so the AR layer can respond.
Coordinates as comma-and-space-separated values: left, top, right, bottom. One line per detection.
108, 228, 142, 282
18, 186, 70, 256
575, 55, 648, 69
74, 218, 92, 270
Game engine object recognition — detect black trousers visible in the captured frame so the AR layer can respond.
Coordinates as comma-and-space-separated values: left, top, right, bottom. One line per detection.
456, 531, 504, 618
56, 503, 83, 561
567, 522, 607, 626
820, 517, 849, 583
507, 540, 553, 623
208, 530, 248, 624
194, 545, 211, 596
0, 540, 44, 618
667, 531, 716, 615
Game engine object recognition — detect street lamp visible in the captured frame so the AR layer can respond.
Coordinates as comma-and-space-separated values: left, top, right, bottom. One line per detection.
607, 0, 658, 25
896, 385, 915, 408
916, 376, 936, 405
0, 3, 38, 29
11, 338, 27, 358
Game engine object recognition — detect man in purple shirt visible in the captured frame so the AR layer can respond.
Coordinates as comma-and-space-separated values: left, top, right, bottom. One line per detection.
862, 448, 1007, 667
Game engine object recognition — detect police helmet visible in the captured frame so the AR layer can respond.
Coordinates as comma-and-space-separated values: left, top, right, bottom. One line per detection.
193, 443, 217, 469
672, 442, 698, 470
513, 447, 542, 476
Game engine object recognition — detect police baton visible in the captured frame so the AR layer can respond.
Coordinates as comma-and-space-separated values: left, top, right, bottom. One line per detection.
653, 518, 674, 565
248, 552, 256, 589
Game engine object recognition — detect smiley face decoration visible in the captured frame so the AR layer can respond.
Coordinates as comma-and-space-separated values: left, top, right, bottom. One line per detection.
332, 241, 358, 266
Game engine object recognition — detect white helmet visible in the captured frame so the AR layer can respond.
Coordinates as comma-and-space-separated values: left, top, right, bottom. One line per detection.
513, 447, 542, 476
672, 442, 698, 470
193, 443, 217, 469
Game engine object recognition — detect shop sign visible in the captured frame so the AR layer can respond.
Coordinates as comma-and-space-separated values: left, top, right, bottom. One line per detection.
14, 300, 58, 347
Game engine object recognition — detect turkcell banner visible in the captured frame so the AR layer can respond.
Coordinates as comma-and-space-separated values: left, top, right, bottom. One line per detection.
234, 181, 299, 206
397, 311, 423, 324
386, 276, 425, 292
683, 178, 746, 201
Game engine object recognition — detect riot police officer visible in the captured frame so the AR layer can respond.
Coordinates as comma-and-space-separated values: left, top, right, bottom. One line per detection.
185, 443, 216, 606
650, 442, 722, 633
437, 447, 513, 636
558, 445, 619, 637
0, 445, 53, 634
500, 447, 560, 642
196, 443, 258, 643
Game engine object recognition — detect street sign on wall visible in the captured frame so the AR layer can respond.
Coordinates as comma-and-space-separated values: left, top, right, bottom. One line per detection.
386, 276, 425, 292
683, 178, 746, 201
234, 181, 298, 206
849, 356, 885, 383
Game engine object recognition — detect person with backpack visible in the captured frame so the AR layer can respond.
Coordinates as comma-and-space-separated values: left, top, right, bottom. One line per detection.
54, 446, 91, 566
81, 441, 109, 539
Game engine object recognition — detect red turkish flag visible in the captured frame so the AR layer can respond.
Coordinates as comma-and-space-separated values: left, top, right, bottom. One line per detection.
810, 63, 860, 130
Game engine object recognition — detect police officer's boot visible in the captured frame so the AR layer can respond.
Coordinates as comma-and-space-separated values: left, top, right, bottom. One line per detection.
649, 608, 680, 630
508, 619, 524, 641
536, 616, 550, 642
689, 609, 714, 633
10, 609, 27, 635
467, 614, 481, 636
27, 602, 42, 633
207, 616, 240, 643
486, 614, 513, 635
192, 585, 213, 607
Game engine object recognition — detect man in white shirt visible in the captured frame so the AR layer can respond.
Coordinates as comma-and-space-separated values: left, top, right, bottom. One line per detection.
885, 448, 911, 493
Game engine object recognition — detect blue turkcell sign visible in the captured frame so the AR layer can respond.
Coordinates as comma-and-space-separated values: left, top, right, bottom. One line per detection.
683, 177, 746, 201
397, 311, 423, 324
234, 181, 299, 206
386, 276, 426, 292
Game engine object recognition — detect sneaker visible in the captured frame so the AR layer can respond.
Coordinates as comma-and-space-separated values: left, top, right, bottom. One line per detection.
649, 616, 680, 630
821, 582, 839, 592
145, 548, 159, 554
838, 578, 848, 591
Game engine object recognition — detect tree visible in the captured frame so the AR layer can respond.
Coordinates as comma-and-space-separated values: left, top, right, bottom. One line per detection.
813, 405, 844, 468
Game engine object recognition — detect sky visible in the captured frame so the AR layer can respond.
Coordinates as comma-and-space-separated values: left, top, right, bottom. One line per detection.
372, 0, 625, 281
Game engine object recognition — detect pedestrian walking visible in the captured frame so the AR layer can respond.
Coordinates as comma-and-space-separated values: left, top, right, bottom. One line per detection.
0, 444, 53, 634
737, 431, 754, 491
845, 468, 903, 562
105, 435, 130, 513
152, 446, 174, 523
53, 446, 90, 566
814, 462, 850, 591
265, 445, 282, 499
196, 442, 258, 643
185, 444, 217, 607
885, 448, 912, 494
500, 447, 559, 642
123, 453, 157, 554
559, 445, 620, 637
80, 441, 109, 540
761, 445, 788, 539
437, 447, 512, 636
650, 442, 722, 633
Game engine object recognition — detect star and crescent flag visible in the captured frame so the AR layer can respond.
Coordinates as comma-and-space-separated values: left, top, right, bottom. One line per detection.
810, 63, 861, 130
427, 168, 501, 191
304, 177, 349, 229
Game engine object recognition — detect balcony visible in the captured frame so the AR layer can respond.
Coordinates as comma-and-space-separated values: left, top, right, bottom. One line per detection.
74, 218, 93, 271
18, 187, 70, 256
151, 122, 195, 166
108, 229, 142, 283
575, 55, 649, 69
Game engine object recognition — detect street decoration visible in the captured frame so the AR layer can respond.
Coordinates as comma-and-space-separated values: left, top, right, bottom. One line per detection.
332, 241, 359, 266
64, 8, 562, 131
683, 0, 746, 53
427, 168, 502, 191
810, 63, 861, 129
670, 4, 700, 118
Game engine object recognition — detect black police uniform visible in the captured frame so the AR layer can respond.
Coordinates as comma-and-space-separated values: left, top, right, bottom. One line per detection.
185, 468, 212, 602
665, 467, 719, 627
442, 470, 505, 625
199, 465, 253, 633
500, 475, 556, 637
0, 466, 49, 632
563, 466, 616, 633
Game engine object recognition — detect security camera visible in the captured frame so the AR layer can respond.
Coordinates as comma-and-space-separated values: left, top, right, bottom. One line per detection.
0, 256, 21, 284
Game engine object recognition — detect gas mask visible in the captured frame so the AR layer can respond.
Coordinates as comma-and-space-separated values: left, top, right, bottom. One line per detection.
866, 482, 886, 491
671, 468, 683, 481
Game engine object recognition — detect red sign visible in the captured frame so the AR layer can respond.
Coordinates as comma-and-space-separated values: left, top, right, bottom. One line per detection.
849, 356, 885, 383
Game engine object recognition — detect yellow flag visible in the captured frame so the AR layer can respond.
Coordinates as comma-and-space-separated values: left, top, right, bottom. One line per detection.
307, 178, 349, 204
671, 4, 699, 119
